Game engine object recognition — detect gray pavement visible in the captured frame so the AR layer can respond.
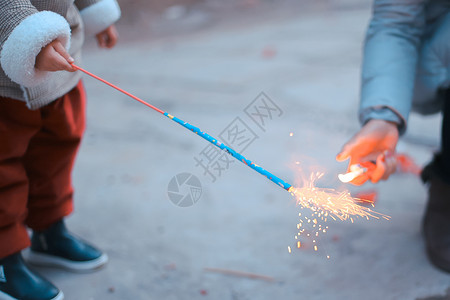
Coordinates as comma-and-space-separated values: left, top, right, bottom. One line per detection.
37, 2, 450, 299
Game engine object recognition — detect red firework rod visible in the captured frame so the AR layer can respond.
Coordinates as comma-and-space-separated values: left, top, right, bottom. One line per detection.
72, 64, 164, 114
72, 63, 293, 192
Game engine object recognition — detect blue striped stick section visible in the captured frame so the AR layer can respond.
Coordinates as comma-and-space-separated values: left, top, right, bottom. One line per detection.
164, 113, 293, 192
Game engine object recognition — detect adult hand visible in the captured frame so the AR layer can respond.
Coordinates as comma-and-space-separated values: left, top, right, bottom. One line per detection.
35, 40, 75, 72
96, 25, 118, 49
336, 119, 399, 185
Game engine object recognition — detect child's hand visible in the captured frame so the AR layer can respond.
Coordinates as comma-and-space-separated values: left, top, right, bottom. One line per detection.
336, 119, 399, 185
96, 25, 118, 49
35, 40, 75, 72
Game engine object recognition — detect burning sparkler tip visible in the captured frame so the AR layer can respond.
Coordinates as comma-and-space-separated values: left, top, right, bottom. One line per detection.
291, 172, 390, 221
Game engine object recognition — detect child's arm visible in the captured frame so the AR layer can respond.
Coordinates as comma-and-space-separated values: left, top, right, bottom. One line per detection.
0, 3, 71, 87
35, 0, 121, 72
75, 0, 121, 38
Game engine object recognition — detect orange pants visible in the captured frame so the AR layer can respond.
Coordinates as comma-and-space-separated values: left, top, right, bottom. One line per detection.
0, 81, 86, 259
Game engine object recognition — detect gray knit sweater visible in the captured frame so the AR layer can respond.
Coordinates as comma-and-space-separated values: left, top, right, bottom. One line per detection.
0, 0, 121, 109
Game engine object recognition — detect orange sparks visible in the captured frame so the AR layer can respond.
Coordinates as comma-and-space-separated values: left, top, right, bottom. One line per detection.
287, 171, 389, 257
290, 172, 390, 221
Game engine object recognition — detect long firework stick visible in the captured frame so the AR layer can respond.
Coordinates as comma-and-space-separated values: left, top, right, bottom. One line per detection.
71, 64, 293, 192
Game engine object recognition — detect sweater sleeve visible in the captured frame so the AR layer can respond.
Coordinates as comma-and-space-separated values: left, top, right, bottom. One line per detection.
0, 1, 71, 87
359, 0, 427, 134
74, 0, 121, 36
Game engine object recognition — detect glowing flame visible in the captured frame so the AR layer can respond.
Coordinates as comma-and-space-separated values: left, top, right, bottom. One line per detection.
287, 171, 390, 255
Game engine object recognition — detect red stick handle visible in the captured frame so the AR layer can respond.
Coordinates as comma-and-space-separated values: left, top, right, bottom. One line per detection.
71, 63, 165, 114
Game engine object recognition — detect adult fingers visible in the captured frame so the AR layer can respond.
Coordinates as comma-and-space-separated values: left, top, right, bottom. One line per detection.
369, 153, 397, 183
336, 141, 358, 162
370, 155, 386, 183
350, 172, 370, 186
381, 153, 397, 180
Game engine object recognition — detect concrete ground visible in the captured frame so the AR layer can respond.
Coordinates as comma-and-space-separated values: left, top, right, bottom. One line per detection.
34, 1, 450, 299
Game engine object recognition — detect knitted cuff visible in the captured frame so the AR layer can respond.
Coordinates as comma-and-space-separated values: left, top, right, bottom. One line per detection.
80, 0, 121, 36
359, 105, 406, 135
0, 11, 71, 88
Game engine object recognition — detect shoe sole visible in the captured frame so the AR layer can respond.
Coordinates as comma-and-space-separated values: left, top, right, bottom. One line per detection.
25, 250, 108, 273
0, 290, 64, 300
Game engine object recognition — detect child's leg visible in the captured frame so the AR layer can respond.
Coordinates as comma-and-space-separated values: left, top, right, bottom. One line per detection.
0, 98, 42, 259
23, 82, 108, 271
24, 81, 86, 231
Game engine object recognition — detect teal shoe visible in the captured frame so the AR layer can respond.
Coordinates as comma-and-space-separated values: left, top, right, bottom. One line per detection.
0, 252, 63, 300
26, 220, 108, 272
